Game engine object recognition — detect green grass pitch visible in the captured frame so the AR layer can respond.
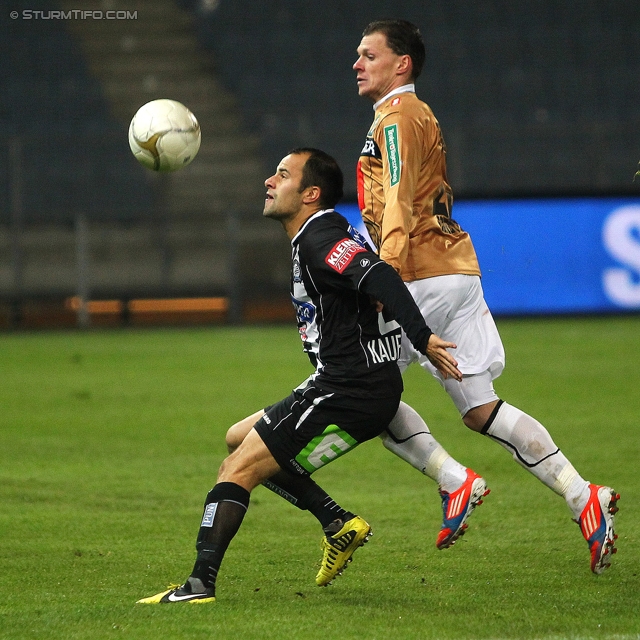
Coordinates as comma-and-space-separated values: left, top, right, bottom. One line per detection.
1, 316, 639, 639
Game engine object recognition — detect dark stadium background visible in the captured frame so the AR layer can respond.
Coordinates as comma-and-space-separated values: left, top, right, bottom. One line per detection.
1, 0, 639, 328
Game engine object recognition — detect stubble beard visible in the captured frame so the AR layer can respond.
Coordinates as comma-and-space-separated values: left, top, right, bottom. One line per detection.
263, 201, 290, 222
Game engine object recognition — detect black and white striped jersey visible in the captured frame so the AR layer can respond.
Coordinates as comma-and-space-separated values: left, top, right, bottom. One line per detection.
290, 209, 432, 398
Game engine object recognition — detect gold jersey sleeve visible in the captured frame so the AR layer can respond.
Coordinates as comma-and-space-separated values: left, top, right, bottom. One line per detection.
356, 92, 481, 281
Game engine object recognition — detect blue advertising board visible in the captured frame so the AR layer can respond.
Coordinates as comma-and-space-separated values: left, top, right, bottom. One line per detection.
340, 198, 640, 315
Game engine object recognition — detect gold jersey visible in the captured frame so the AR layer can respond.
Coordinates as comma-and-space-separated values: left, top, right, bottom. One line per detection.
356, 90, 481, 281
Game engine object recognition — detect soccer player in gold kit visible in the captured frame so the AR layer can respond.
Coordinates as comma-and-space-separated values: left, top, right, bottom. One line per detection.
352, 19, 619, 575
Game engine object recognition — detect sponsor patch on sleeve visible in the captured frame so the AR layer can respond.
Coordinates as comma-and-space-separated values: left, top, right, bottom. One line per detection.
325, 238, 367, 273
384, 123, 401, 186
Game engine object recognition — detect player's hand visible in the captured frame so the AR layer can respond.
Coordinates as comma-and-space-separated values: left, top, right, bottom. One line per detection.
425, 334, 462, 381
369, 297, 384, 313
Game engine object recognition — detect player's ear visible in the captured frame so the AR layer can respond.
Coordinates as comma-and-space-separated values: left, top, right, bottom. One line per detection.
302, 185, 321, 205
397, 54, 412, 77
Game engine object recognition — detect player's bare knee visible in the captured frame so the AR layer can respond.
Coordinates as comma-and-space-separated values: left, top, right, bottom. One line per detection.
226, 410, 265, 454
225, 424, 243, 454
218, 427, 279, 489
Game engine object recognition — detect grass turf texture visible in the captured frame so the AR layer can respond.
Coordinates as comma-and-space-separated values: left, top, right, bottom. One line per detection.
0, 316, 639, 640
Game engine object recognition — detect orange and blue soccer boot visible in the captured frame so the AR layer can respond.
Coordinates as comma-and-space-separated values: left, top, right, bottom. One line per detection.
436, 469, 489, 549
577, 484, 620, 574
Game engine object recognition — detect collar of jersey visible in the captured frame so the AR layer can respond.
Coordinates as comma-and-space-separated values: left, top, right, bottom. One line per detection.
373, 83, 415, 111
291, 209, 335, 244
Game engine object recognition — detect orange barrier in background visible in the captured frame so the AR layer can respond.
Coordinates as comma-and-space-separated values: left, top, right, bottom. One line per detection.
65, 296, 228, 314
61, 296, 230, 327
1, 296, 293, 329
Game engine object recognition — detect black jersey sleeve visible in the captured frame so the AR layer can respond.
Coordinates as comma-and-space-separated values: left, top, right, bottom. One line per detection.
299, 213, 432, 355
359, 262, 433, 356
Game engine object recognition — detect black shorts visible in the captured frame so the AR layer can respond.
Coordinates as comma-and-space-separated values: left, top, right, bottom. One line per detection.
254, 380, 400, 476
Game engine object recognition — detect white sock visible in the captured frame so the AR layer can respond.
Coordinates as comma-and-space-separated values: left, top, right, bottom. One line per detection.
484, 401, 590, 518
380, 401, 468, 493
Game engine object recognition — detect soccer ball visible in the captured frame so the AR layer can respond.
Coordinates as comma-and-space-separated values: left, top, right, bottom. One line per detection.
128, 99, 201, 172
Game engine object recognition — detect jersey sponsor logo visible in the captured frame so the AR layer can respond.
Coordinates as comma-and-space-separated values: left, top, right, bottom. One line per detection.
291, 296, 316, 342
360, 138, 381, 159
292, 258, 302, 283
366, 332, 402, 364
325, 239, 366, 273
291, 296, 316, 324
384, 124, 401, 186
360, 258, 370, 267
391, 97, 401, 106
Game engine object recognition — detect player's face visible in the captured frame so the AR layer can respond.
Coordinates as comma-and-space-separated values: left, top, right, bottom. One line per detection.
353, 32, 407, 103
263, 153, 309, 221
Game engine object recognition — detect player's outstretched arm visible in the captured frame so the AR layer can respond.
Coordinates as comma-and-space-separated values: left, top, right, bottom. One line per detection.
426, 334, 461, 381
359, 261, 461, 380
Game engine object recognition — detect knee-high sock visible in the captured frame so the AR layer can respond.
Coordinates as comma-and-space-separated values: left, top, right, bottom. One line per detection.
483, 401, 590, 517
380, 401, 468, 493
262, 470, 354, 528
190, 482, 250, 592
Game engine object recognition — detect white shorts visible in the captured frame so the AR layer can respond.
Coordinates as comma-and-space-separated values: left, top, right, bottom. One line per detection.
399, 274, 505, 416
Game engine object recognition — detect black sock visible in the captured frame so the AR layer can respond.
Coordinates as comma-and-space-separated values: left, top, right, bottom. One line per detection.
189, 482, 250, 592
262, 470, 355, 529
312, 497, 356, 532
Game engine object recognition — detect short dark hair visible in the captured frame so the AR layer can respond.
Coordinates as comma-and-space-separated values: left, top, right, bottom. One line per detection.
290, 147, 344, 209
362, 19, 425, 80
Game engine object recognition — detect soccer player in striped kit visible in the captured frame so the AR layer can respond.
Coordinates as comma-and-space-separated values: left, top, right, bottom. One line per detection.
138, 149, 463, 603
